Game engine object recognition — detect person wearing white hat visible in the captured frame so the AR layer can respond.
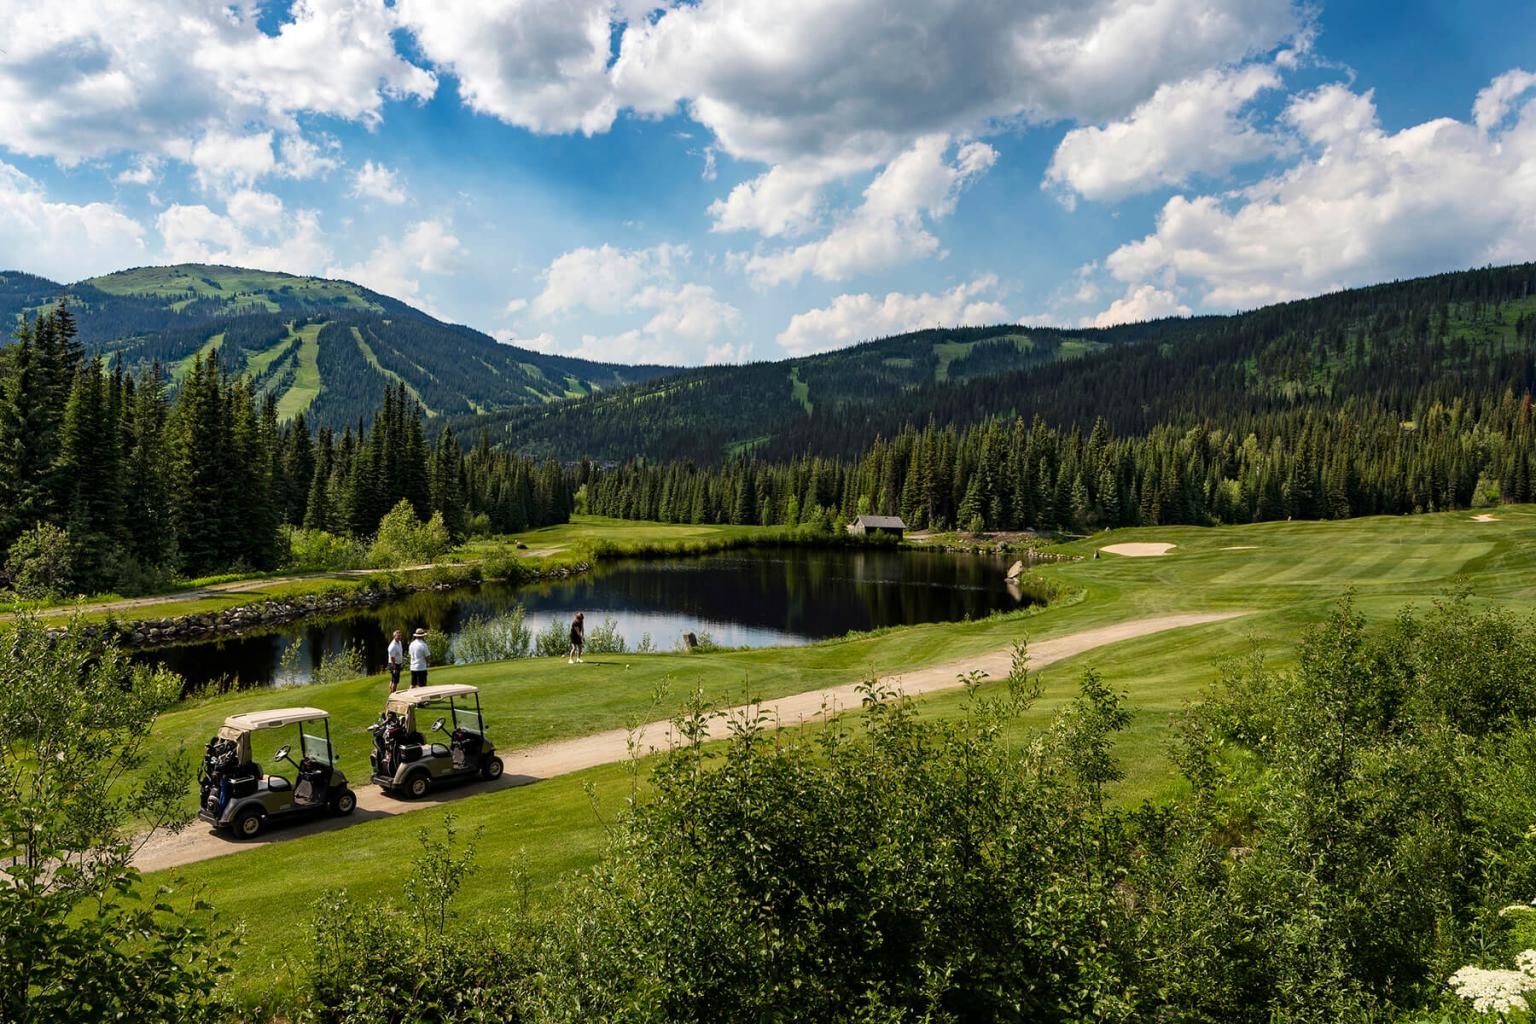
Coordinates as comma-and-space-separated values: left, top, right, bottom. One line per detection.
409, 627, 431, 688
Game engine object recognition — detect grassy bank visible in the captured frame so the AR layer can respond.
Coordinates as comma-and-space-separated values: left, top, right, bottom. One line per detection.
143, 507, 1536, 1007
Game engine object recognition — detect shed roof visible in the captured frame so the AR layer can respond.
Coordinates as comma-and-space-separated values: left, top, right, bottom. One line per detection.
854, 515, 907, 528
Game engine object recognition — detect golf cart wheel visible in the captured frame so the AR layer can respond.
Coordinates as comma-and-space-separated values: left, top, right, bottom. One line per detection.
482, 757, 504, 781
332, 789, 357, 816
233, 808, 265, 839
406, 771, 431, 799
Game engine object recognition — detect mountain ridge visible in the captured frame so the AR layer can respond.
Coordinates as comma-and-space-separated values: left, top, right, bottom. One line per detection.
0, 264, 673, 428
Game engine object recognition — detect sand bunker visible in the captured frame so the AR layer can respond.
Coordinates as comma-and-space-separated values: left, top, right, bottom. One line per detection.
1100, 542, 1176, 557
1471, 514, 1500, 523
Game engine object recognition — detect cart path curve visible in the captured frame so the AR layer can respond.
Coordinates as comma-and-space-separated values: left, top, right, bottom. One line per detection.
134, 610, 1248, 874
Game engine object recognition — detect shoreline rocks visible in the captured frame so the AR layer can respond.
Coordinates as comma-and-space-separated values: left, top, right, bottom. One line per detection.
58, 561, 593, 650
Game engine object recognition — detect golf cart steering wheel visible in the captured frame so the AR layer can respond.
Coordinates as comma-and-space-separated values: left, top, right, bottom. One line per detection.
272, 744, 295, 765
431, 716, 446, 733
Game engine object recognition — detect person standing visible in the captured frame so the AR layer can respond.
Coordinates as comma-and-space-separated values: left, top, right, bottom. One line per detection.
409, 627, 431, 687
386, 629, 404, 693
567, 612, 585, 664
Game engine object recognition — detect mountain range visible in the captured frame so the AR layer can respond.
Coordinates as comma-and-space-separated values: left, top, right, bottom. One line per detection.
6, 261, 1536, 466
0, 264, 669, 429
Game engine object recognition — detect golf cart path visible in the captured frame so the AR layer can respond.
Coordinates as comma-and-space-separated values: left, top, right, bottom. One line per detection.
134, 610, 1247, 874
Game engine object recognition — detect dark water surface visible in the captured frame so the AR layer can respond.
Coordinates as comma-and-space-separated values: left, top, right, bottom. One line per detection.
137, 548, 1036, 690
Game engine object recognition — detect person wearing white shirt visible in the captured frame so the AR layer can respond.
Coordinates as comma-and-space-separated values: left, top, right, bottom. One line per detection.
408, 628, 431, 688
387, 630, 404, 693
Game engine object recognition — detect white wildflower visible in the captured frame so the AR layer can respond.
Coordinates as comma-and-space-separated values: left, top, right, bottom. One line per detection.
1517, 949, 1536, 977
1499, 904, 1536, 916
1449, 965, 1534, 1014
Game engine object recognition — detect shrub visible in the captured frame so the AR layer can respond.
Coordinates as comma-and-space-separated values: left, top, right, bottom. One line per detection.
0, 612, 235, 1021
4, 522, 77, 599
311, 641, 366, 687
424, 628, 453, 666
534, 616, 569, 658
585, 614, 626, 654
369, 500, 452, 568
285, 527, 368, 572
554, 656, 1139, 1021
306, 814, 537, 1022
453, 606, 532, 664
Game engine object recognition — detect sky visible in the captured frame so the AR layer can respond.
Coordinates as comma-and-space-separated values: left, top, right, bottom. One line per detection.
1, 1, 1534, 368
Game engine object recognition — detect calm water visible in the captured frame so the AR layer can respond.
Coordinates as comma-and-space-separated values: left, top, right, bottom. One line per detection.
137, 548, 1037, 690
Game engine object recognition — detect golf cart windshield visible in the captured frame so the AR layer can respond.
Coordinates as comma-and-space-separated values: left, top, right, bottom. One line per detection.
451, 704, 484, 736
300, 722, 335, 764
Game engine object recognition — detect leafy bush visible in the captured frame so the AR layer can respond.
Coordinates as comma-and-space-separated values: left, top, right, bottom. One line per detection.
534, 616, 569, 658
0, 612, 234, 1022
424, 628, 453, 666
585, 614, 626, 654
369, 499, 452, 568
311, 641, 367, 687
306, 814, 538, 1022
454, 606, 532, 664
285, 527, 368, 572
4, 522, 76, 599
553, 653, 1138, 1022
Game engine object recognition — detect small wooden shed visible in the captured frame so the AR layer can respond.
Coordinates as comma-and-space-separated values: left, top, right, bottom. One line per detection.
848, 514, 907, 539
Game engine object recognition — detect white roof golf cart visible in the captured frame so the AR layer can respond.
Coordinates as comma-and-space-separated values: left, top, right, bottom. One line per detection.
197, 707, 356, 839
368, 684, 503, 799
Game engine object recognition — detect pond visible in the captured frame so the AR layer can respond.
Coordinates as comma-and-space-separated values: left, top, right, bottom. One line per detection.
136, 547, 1042, 691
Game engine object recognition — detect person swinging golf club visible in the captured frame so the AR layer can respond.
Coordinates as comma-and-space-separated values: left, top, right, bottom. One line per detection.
567, 612, 585, 664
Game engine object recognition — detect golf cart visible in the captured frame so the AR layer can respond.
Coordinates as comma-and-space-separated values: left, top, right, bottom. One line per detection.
197, 707, 356, 839
369, 684, 503, 799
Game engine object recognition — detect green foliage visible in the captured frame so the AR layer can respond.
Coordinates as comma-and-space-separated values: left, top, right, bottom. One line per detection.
3, 521, 76, 599
312, 641, 367, 687
285, 526, 368, 572
424, 628, 453, 667
305, 814, 540, 1023
585, 614, 626, 654
454, 605, 533, 664
0, 612, 234, 1022
553, 655, 1138, 1022
535, 616, 570, 658
369, 498, 453, 568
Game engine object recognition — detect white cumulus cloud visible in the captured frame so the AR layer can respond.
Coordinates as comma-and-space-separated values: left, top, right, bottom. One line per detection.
1046, 63, 1285, 203
0, 161, 147, 280
158, 190, 331, 275
746, 135, 996, 285
326, 219, 463, 312
350, 160, 407, 204
1084, 284, 1192, 327
777, 275, 1010, 356
1101, 72, 1536, 311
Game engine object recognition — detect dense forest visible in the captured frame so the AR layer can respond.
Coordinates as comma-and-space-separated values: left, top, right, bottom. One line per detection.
484, 263, 1536, 465
0, 304, 572, 597
585, 264, 1536, 532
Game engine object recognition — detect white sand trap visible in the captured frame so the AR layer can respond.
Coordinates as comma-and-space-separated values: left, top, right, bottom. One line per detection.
1101, 542, 1176, 557
1221, 545, 1259, 551
1471, 514, 1500, 523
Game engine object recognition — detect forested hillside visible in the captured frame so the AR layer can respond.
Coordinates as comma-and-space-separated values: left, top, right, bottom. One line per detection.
585, 263, 1536, 533
484, 263, 1536, 465
0, 264, 669, 429
0, 302, 572, 597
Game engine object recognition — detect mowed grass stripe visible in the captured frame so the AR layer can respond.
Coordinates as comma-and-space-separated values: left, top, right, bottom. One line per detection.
274, 322, 325, 420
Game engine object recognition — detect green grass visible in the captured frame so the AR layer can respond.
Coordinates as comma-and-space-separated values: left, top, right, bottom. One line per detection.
243, 334, 295, 380
85, 266, 385, 315
789, 366, 812, 414
274, 322, 325, 420
142, 507, 1536, 1005
170, 332, 223, 382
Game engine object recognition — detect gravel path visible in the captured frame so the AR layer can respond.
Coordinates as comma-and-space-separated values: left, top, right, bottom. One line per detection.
134, 610, 1247, 874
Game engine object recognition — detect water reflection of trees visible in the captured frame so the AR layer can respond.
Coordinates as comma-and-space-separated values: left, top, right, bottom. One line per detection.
138, 550, 1035, 690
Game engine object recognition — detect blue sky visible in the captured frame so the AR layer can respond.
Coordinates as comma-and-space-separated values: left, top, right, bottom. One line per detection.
2, 0, 1534, 367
